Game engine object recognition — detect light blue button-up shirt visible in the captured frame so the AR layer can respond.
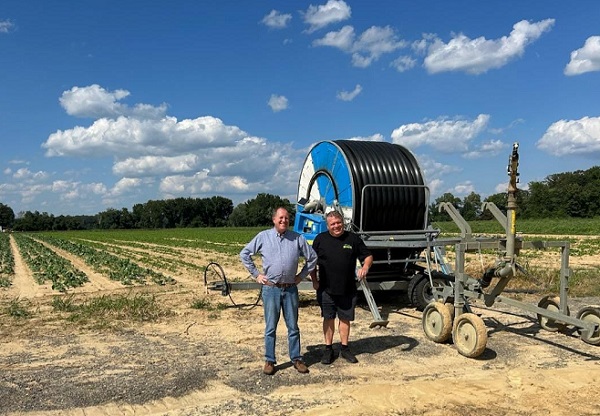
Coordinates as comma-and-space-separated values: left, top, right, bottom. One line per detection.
240, 228, 317, 284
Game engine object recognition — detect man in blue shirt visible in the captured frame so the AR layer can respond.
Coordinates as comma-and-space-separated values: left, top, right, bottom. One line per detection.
240, 207, 317, 375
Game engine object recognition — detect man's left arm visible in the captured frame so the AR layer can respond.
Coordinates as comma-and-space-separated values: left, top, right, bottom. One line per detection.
356, 236, 373, 280
356, 254, 373, 280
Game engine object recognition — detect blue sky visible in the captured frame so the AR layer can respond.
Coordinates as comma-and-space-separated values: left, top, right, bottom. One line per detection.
1, 1, 600, 216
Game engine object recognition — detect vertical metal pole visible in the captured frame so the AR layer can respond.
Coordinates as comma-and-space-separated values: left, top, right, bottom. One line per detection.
454, 242, 466, 317
559, 242, 571, 314
505, 143, 519, 262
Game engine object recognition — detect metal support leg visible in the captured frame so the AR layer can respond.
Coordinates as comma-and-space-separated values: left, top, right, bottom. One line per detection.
359, 278, 389, 328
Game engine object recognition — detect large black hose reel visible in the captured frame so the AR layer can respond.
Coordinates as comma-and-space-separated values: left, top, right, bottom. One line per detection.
294, 140, 430, 279
296, 140, 428, 232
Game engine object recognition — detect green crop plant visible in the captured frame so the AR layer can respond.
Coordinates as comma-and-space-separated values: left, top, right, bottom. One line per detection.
5, 298, 31, 319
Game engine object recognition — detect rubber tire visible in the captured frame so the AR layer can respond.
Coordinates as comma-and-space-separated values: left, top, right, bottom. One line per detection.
422, 301, 453, 343
537, 295, 569, 332
576, 307, 600, 345
410, 275, 449, 311
452, 313, 488, 358
445, 301, 456, 321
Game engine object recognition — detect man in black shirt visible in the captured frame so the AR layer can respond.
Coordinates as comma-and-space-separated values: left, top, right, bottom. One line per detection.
310, 211, 373, 364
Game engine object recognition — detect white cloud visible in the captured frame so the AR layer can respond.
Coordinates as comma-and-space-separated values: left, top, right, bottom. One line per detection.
157, 139, 305, 200
314, 25, 407, 67
488, 118, 524, 134
427, 178, 444, 197
13, 168, 48, 181
463, 139, 507, 159
564, 36, 600, 76
160, 171, 249, 196
30, 85, 319, 214
452, 181, 476, 196
261, 10, 292, 29
303, 0, 351, 33
51, 180, 74, 193
59, 84, 167, 119
0, 20, 15, 33
336, 84, 362, 101
345, 134, 384, 142
494, 182, 508, 194
268, 94, 289, 112
110, 178, 142, 196
391, 56, 417, 72
391, 114, 490, 152
412, 35, 436, 55
43, 115, 247, 157
313, 25, 354, 49
352, 26, 408, 67
424, 19, 555, 74
113, 154, 199, 177
416, 154, 461, 196
536, 116, 600, 156
50, 180, 109, 202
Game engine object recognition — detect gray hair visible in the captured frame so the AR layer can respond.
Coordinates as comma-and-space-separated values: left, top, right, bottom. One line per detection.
325, 211, 343, 221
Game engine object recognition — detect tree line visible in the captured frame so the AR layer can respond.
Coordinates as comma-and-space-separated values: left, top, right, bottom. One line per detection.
0, 193, 294, 232
1, 166, 600, 231
429, 166, 600, 222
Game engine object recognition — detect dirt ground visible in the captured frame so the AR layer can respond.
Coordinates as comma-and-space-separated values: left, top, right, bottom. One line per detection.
1, 236, 600, 416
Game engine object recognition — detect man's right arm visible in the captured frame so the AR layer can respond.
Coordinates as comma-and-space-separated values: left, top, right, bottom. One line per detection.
240, 235, 261, 278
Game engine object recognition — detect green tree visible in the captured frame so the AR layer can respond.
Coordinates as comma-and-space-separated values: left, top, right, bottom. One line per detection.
0, 203, 15, 229
229, 193, 294, 227
429, 193, 461, 222
460, 192, 481, 221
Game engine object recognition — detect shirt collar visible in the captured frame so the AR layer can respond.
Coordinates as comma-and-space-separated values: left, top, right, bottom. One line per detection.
272, 227, 287, 238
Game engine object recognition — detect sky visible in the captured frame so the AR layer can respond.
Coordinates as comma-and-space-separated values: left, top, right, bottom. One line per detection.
1, 1, 600, 216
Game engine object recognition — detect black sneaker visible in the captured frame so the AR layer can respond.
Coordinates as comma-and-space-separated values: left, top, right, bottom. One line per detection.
340, 348, 358, 363
321, 348, 334, 365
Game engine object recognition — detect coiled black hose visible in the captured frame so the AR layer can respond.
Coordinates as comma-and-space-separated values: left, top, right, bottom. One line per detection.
333, 140, 426, 232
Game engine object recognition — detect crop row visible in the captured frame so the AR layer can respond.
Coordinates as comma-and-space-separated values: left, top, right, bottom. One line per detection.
72, 239, 204, 274
41, 227, 256, 255
35, 234, 176, 286
0, 233, 15, 287
12, 234, 89, 292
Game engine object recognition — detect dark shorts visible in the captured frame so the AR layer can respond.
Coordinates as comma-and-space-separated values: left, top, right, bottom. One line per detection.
317, 290, 357, 321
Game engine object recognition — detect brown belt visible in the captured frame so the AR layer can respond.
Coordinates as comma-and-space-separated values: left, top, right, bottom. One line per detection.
266, 282, 296, 288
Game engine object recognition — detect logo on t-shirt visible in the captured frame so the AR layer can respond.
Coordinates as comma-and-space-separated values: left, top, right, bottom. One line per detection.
343, 244, 352, 249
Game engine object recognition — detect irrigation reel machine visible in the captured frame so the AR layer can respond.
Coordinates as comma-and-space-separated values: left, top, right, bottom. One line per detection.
206, 140, 600, 358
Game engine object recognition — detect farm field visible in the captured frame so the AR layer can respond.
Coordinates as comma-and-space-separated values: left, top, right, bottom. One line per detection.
1, 228, 600, 416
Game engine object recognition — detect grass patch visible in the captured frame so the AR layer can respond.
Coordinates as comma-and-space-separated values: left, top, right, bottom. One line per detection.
568, 268, 600, 297
433, 217, 600, 236
51, 294, 78, 312
191, 297, 228, 311
0, 276, 11, 288
52, 293, 170, 326
5, 298, 31, 319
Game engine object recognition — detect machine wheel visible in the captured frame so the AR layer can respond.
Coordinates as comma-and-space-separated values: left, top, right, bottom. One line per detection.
452, 313, 488, 358
576, 307, 600, 345
204, 262, 226, 290
410, 274, 450, 311
537, 295, 569, 332
445, 301, 456, 321
422, 301, 453, 343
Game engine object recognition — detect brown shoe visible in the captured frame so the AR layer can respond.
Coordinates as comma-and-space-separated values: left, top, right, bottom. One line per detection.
293, 360, 309, 374
263, 361, 275, 375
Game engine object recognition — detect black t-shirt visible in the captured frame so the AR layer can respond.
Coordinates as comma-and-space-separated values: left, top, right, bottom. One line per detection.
312, 231, 371, 296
